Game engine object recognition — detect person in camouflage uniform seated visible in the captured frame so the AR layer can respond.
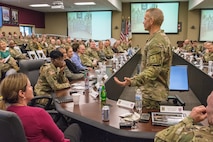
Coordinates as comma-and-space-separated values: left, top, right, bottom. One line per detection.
34, 50, 70, 104
114, 8, 172, 109
155, 91, 213, 142
0, 40, 19, 80
203, 42, 213, 62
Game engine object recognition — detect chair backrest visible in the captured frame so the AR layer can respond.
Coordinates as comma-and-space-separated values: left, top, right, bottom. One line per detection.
27, 51, 39, 60
0, 110, 27, 142
14, 46, 22, 53
36, 50, 47, 59
19, 59, 45, 88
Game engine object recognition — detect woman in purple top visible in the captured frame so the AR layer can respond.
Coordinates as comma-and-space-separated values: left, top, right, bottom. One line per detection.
0, 73, 81, 142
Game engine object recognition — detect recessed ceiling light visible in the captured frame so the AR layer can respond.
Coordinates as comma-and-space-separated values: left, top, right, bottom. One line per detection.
74, 2, 96, 5
29, 4, 50, 7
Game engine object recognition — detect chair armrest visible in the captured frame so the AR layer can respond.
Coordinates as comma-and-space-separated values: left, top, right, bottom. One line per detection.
28, 95, 53, 110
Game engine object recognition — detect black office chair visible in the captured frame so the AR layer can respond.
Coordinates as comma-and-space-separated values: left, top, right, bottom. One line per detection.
0, 110, 27, 142
19, 59, 53, 110
19, 59, 45, 88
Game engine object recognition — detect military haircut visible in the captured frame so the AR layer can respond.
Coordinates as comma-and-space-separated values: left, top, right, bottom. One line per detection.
146, 8, 164, 27
49, 50, 63, 59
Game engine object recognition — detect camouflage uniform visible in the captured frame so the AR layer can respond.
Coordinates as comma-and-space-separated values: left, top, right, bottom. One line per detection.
130, 30, 172, 109
0, 50, 19, 72
86, 47, 100, 61
64, 66, 84, 82
9, 47, 27, 60
34, 63, 70, 98
155, 117, 213, 142
104, 46, 114, 59
203, 52, 213, 62
183, 44, 192, 52
117, 45, 125, 53
79, 54, 94, 67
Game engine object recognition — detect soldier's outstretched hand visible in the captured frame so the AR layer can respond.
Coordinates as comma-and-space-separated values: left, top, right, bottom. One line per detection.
114, 76, 131, 87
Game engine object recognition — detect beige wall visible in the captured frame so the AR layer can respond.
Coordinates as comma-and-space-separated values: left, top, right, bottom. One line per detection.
0, 2, 201, 47
0, 26, 45, 36
45, 12, 67, 36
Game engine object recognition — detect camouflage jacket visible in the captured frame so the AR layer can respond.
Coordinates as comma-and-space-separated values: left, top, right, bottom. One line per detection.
9, 47, 27, 60
203, 52, 213, 62
155, 117, 213, 142
130, 30, 172, 101
34, 63, 70, 95
79, 54, 93, 67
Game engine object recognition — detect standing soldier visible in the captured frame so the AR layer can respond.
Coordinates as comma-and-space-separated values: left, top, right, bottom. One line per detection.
114, 8, 172, 109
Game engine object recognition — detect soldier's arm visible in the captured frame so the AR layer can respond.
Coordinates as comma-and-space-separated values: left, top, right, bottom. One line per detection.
154, 117, 194, 142
45, 68, 70, 91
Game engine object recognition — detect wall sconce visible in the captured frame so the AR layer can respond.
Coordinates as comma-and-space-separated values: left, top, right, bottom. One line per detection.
191, 25, 195, 29
114, 26, 119, 30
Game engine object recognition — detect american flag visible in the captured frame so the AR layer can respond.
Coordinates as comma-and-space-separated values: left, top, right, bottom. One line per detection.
120, 18, 126, 41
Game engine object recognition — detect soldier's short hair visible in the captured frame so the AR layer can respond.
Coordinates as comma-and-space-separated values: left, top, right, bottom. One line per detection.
49, 50, 63, 59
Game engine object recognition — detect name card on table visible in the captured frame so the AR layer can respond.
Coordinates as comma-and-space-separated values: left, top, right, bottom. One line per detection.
117, 99, 135, 109
160, 105, 183, 113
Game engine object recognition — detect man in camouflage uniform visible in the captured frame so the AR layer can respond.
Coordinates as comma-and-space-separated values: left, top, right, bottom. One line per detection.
79, 44, 97, 68
86, 41, 100, 61
114, 8, 172, 109
203, 43, 213, 62
34, 50, 70, 101
155, 91, 213, 142
103, 40, 114, 59
182, 39, 193, 52
8, 40, 28, 60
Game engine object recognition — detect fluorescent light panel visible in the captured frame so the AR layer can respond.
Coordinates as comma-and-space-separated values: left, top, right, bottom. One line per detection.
74, 2, 96, 5
29, 4, 50, 7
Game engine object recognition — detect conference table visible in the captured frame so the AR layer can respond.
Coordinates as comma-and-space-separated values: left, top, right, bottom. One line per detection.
53, 49, 167, 142
53, 50, 212, 141
172, 52, 213, 106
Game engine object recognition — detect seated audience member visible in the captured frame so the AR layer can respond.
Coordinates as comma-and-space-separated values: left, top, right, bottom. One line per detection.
182, 39, 193, 52
86, 41, 100, 61
203, 42, 213, 62
97, 40, 107, 61
0, 73, 82, 142
65, 46, 84, 73
0, 40, 19, 80
8, 39, 28, 60
79, 43, 97, 68
57, 47, 84, 81
112, 40, 124, 53
71, 43, 91, 71
103, 40, 114, 59
155, 91, 213, 141
34, 50, 70, 100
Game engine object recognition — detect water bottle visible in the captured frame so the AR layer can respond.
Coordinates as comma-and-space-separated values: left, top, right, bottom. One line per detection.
84, 70, 89, 90
135, 89, 142, 113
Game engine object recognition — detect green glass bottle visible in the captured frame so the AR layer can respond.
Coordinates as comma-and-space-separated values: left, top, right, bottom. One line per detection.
101, 85, 107, 102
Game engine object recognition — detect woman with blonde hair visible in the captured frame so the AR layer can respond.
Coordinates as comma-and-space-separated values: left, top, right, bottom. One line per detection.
0, 73, 81, 142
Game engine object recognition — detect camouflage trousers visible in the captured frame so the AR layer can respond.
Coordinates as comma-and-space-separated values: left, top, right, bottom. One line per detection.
143, 98, 160, 110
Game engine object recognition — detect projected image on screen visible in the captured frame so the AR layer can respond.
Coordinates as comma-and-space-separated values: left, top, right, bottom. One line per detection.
131, 2, 179, 33
67, 11, 112, 40
200, 10, 213, 41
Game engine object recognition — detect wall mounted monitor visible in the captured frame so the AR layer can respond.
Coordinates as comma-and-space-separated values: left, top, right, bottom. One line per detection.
131, 2, 179, 34
67, 11, 112, 40
199, 9, 213, 42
